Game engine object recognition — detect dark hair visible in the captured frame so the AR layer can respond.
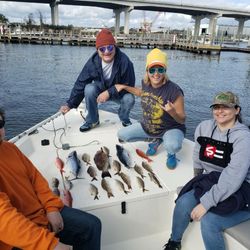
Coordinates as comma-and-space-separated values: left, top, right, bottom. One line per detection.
0, 107, 5, 121
235, 105, 242, 123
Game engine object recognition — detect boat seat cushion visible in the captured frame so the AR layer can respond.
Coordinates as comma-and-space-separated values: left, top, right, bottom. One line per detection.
225, 220, 250, 249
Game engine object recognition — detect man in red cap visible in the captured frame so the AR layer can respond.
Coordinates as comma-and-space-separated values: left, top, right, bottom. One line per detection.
60, 28, 135, 131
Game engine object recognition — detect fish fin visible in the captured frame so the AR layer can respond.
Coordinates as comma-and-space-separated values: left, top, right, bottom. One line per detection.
108, 192, 114, 198
91, 177, 98, 181
102, 171, 112, 178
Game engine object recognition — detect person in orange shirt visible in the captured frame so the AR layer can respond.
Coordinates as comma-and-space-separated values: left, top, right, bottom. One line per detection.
0, 108, 101, 250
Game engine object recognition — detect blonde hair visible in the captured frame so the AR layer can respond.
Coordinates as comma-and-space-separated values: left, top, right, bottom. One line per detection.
143, 71, 168, 86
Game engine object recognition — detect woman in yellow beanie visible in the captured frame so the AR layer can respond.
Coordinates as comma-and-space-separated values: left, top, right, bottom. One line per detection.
116, 48, 186, 169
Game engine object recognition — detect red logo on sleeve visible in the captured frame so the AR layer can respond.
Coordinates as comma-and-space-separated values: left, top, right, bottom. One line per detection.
204, 144, 216, 158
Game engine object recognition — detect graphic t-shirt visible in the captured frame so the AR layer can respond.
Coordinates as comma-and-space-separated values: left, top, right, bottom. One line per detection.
140, 80, 186, 136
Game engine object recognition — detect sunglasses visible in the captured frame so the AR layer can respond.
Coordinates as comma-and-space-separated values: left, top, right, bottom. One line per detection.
0, 120, 5, 129
148, 67, 166, 74
98, 45, 115, 54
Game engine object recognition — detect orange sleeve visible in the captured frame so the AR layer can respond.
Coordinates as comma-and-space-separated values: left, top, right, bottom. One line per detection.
16, 146, 64, 212
0, 192, 59, 250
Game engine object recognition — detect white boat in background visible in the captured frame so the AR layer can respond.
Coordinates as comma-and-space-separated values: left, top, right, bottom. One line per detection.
10, 104, 249, 250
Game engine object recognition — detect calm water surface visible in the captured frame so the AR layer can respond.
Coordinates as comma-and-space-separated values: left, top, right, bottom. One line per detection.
1, 43, 250, 140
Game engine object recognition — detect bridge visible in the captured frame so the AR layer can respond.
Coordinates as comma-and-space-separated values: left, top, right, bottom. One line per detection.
2, 0, 250, 40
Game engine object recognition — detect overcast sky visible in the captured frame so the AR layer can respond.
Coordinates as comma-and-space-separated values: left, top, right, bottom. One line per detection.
1, 0, 250, 29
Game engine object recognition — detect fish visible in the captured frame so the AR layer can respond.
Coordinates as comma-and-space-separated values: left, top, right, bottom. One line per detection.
62, 189, 73, 207
142, 161, 154, 174
67, 151, 83, 180
115, 179, 129, 194
136, 176, 148, 192
82, 153, 91, 165
148, 173, 163, 189
112, 159, 122, 175
101, 179, 114, 198
94, 148, 111, 178
116, 144, 132, 169
136, 148, 153, 162
51, 177, 60, 196
89, 183, 99, 200
118, 171, 132, 190
55, 157, 65, 174
134, 164, 146, 179
87, 165, 98, 181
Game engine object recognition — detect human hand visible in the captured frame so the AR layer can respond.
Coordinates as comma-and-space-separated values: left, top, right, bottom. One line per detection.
115, 84, 125, 92
191, 203, 207, 221
97, 90, 110, 103
54, 242, 73, 250
47, 211, 64, 233
160, 101, 175, 114
60, 105, 71, 114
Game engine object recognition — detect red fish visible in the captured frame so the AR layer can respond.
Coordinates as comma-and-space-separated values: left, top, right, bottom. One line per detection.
63, 190, 73, 207
136, 149, 153, 162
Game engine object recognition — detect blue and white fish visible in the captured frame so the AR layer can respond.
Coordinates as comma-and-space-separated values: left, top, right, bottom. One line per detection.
67, 150, 83, 180
116, 144, 132, 169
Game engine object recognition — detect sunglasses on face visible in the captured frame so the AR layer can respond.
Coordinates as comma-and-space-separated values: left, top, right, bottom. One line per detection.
98, 45, 114, 54
148, 67, 166, 74
0, 120, 5, 129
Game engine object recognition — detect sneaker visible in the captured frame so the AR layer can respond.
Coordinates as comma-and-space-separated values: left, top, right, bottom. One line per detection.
122, 120, 132, 127
146, 138, 163, 156
79, 121, 99, 132
166, 153, 177, 169
163, 239, 181, 250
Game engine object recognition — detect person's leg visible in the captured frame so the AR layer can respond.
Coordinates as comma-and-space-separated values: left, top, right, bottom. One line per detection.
117, 93, 135, 125
162, 129, 184, 169
117, 122, 150, 142
200, 210, 250, 250
58, 206, 101, 250
84, 82, 102, 124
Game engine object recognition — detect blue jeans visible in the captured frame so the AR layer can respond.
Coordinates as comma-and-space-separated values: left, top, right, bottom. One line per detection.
58, 206, 101, 250
84, 82, 135, 124
171, 190, 250, 250
117, 122, 184, 154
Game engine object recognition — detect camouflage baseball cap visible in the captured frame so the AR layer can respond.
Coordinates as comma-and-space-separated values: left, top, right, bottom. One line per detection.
210, 91, 240, 108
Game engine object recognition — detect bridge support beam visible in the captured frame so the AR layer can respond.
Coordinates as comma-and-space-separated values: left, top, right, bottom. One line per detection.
113, 9, 122, 35
50, 0, 59, 26
192, 15, 203, 42
235, 18, 247, 41
124, 6, 133, 35
208, 14, 220, 45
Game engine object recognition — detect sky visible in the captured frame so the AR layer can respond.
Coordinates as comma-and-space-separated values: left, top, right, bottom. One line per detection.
0, 0, 250, 29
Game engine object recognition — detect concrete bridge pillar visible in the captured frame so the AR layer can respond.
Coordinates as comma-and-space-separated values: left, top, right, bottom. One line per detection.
113, 9, 122, 35
235, 18, 247, 41
124, 6, 133, 35
208, 14, 220, 44
50, 0, 59, 26
192, 15, 203, 42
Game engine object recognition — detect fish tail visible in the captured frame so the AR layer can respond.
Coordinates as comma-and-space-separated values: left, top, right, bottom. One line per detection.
147, 158, 153, 162
102, 171, 112, 178
91, 177, 98, 181
94, 195, 99, 200
124, 190, 129, 194
143, 188, 149, 192
128, 185, 132, 190
141, 174, 146, 179
114, 172, 119, 175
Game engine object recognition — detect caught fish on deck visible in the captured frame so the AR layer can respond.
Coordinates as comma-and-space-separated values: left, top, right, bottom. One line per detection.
51, 177, 60, 196
116, 144, 132, 169
89, 183, 99, 200
142, 161, 154, 174
134, 164, 146, 179
82, 153, 91, 165
136, 149, 153, 162
118, 171, 132, 190
115, 179, 129, 194
87, 165, 98, 181
148, 173, 163, 189
67, 150, 83, 180
101, 179, 114, 198
112, 160, 122, 175
94, 148, 111, 178
136, 176, 148, 193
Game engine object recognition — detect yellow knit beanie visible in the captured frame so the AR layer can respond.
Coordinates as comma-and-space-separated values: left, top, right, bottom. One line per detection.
146, 48, 168, 69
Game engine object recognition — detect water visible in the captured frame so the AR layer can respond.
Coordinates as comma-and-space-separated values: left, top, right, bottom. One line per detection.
1, 43, 250, 141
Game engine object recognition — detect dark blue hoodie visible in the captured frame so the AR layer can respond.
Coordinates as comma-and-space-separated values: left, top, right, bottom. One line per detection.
67, 47, 135, 109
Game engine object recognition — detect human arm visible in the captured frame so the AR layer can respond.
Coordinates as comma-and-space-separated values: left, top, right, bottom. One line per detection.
160, 95, 186, 124
0, 192, 59, 250
115, 84, 142, 97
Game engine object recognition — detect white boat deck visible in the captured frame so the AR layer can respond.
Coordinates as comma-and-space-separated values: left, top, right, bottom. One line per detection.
11, 106, 249, 250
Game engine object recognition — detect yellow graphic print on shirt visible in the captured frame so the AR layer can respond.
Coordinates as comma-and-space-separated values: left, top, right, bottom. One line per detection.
141, 91, 164, 134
